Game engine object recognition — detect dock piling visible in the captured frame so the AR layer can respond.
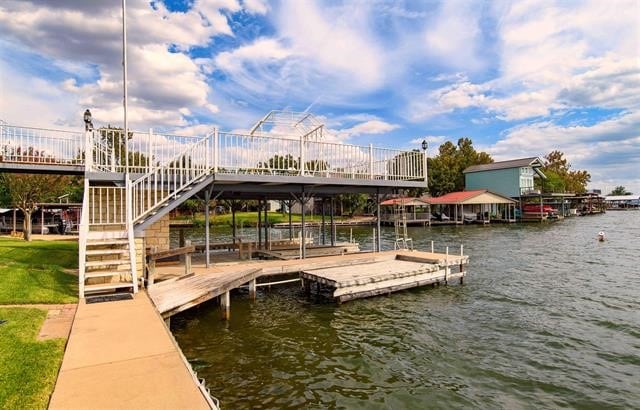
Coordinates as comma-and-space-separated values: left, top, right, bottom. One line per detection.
444, 246, 449, 285
248, 278, 257, 300
431, 240, 434, 253
221, 291, 231, 320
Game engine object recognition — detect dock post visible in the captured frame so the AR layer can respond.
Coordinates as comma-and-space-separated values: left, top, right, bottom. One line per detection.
330, 196, 335, 246
185, 240, 192, 275
444, 246, 449, 285
300, 187, 306, 259
249, 278, 257, 301
257, 204, 262, 249
372, 228, 376, 252
321, 198, 326, 245
221, 291, 230, 320
376, 189, 381, 252
431, 240, 434, 253
204, 187, 211, 268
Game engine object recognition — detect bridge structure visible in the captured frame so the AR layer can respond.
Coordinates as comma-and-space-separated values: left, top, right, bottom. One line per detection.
0, 112, 428, 298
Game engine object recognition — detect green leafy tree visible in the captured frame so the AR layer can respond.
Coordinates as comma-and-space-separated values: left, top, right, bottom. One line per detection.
428, 138, 493, 196
97, 126, 150, 169
338, 193, 368, 217
538, 150, 591, 193
608, 186, 632, 195
257, 154, 299, 173
1, 173, 70, 241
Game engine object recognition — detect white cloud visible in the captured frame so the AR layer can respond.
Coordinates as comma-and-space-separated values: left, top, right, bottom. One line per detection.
0, 0, 242, 129
408, 0, 640, 122
485, 110, 640, 193
336, 120, 400, 138
424, 0, 484, 71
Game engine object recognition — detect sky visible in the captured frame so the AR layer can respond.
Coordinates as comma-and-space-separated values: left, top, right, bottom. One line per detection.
0, 0, 638, 193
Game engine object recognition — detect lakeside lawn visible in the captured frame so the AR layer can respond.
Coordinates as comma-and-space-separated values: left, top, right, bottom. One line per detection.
0, 308, 66, 410
175, 211, 347, 227
0, 237, 78, 304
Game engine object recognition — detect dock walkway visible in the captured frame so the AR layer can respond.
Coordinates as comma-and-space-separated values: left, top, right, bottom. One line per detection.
49, 292, 215, 409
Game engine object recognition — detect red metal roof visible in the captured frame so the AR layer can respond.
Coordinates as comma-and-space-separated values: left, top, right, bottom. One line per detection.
380, 197, 429, 206
421, 190, 488, 204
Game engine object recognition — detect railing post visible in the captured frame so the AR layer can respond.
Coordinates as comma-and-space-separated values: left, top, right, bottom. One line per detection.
299, 134, 305, 176
148, 128, 153, 174
213, 129, 219, 172
84, 131, 93, 171
369, 144, 374, 180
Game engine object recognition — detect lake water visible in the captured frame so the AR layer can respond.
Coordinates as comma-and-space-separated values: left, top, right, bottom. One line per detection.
171, 212, 640, 409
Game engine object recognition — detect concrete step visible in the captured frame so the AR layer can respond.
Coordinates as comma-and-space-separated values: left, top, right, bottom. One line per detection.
85, 260, 131, 268
86, 249, 129, 256
84, 282, 134, 293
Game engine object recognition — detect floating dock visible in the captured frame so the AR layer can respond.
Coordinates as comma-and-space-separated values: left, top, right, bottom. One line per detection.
302, 252, 466, 303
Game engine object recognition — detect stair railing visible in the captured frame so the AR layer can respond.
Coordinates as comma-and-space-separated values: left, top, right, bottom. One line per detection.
130, 133, 212, 224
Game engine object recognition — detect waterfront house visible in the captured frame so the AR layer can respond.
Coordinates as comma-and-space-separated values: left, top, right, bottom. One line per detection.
421, 190, 517, 224
464, 157, 546, 198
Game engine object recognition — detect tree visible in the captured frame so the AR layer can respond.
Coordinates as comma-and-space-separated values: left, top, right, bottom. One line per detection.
608, 186, 632, 196
427, 138, 493, 196
257, 154, 298, 174
1, 173, 70, 241
538, 150, 591, 193
338, 193, 368, 217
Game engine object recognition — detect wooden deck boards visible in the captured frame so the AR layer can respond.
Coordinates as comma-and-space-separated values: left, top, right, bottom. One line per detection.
148, 267, 260, 317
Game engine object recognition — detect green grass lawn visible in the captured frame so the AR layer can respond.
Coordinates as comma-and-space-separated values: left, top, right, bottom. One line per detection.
0, 237, 78, 304
176, 211, 347, 227
0, 308, 66, 409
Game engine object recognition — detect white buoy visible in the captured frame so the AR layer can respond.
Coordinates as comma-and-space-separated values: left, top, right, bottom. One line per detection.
597, 231, 605, 241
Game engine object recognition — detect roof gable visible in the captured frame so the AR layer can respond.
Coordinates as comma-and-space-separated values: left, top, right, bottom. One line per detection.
422, 190, 516, 204
463, 157, 544, 174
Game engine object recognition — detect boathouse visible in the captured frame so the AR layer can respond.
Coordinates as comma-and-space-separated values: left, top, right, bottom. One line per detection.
422, 190, 517, 224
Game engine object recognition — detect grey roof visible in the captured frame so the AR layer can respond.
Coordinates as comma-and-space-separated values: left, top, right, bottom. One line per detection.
463, 157, 544, 174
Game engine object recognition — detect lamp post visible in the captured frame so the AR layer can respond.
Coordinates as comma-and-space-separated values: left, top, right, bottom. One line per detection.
421, 139, 428, 183
83, 109, 93, 131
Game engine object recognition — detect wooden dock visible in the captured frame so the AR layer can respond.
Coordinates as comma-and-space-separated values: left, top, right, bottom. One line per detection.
301, 252, 467, 303
148, 267, 260, 318
148, 250, 468, 318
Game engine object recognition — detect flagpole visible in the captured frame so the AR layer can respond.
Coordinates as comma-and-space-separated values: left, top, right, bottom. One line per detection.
122, 0, 129, 172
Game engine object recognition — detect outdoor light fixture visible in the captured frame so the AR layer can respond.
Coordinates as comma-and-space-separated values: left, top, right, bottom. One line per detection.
421, 139, 428, 151
83, 109, 93, 131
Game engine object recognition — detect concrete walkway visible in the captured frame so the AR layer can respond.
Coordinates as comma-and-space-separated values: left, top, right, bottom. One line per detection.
49, 292, 213, 409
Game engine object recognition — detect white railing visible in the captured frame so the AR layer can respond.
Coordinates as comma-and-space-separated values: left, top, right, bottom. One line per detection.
88, 186, 127, 225
0, 124, 426, 182
216, 132, 301, 175
130, 134, 211, 223
0, 124, 84, 166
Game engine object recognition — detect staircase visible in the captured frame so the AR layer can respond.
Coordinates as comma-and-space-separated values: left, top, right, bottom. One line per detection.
78, 133, 213, 298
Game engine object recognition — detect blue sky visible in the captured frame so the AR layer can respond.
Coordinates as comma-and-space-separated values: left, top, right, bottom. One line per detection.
0, 0, 638, 193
